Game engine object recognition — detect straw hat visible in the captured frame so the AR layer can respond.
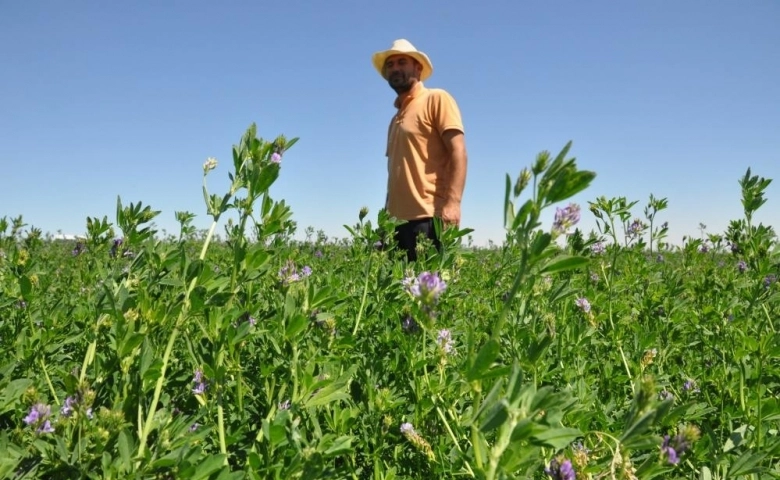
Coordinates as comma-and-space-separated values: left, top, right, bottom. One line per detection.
372, 39, 433, 81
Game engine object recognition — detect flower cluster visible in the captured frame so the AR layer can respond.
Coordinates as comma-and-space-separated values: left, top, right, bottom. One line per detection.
23, 403, 55, 434
192, 368, 207, 395
641, 348, 658, 368
575, 297, 591, 313
203, 157, 218, 173
737, 260, 747, 273
60, 386, 95, 420
552, 203, 581, 235
627, 219, 644, 238
403, 271, 447, 309
437, 329, 454, 354
682, 378, 700, 394
590, 241, 605, 255
544, 456, 575, 480
660, 425, 700, 465
400, 422, 435, 461
278, 260, 312, 285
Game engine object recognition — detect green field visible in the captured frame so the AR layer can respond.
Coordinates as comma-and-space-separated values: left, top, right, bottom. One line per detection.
1, 125, 778, 479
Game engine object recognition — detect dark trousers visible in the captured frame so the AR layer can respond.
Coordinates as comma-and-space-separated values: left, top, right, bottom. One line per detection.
394, 217, 442, 261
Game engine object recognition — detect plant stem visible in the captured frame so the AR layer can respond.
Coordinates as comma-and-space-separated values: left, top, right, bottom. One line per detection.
352, 252, 374, 336
40, 359, 58, 405
135, 218, 219, 466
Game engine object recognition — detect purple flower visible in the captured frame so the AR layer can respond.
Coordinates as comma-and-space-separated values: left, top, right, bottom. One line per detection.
659, 390, 674, 401
552, 204, 581, 235
575, 297, 591, 313
400, 422, 415, 435
662, 439, 679, 465
23, 403, 49, 425
661, 433, 692, 465
437, 329, 454, 354
278, 260, 311, 285
683, 379, 700, 393
72, 242, 85, 256
60, 396, 77, 418
37, 420, 55, 434
23, 403, 55, 434
590, 242, 605, 255
737, 260, 747, 273
627, 219, 644, 239
314, 250, 323, 258
189, 422, 200, 432
765, 274, 777, 288
406, 271, 447, 305
192, 368, 207, 395
270, 152, 282, 164
545, 457, 576, 480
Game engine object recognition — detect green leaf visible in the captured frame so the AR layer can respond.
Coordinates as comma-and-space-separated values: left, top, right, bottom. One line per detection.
285, 314, 308, 341
531, 427, 582, 450
480, 399, 509, 433
119, 333, 145, 358
191, 454, 228, 480
303, 365, 357, 408
539, 255, 588, 274
466, 339, 501, 382
530, 231, 552, 257
157, 277, 184, 288
725, 450, 768, 477
699, 466, 712, 480
0, 379, 33, 415
19, 276, 32, 299
118, 429, 132, 472
619, 409, 657, 443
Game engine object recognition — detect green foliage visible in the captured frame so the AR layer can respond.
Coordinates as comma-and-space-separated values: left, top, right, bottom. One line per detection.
0, 128, 778, 479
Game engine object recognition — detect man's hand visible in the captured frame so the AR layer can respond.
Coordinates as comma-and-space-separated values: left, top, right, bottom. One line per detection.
441, 201, 461, 227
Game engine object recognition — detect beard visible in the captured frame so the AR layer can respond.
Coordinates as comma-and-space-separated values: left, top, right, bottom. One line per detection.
388, 71, 414, 93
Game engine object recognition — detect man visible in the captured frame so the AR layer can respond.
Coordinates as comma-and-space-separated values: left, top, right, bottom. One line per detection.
372, 39, 468, 261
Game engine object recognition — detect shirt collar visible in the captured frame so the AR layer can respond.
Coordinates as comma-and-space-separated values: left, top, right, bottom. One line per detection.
393, 81, 425, 109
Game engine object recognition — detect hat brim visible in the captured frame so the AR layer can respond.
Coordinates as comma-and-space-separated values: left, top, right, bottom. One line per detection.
372, 50, 433, 81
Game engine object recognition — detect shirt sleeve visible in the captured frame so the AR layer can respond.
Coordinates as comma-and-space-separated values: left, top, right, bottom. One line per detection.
430, 89, 464, 135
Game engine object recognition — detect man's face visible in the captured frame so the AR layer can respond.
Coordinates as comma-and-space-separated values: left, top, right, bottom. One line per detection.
383, 54, 420, 94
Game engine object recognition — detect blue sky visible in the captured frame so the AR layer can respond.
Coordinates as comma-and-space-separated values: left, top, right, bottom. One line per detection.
2, 0, 778, 247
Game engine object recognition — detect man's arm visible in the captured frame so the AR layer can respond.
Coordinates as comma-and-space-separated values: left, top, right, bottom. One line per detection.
441, 129, 467, 225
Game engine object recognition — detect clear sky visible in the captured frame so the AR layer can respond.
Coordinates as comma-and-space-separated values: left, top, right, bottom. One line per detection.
2, 0, 779, 247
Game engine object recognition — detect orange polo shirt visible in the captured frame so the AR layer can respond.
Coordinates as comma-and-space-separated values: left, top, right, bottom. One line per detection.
385, 81, 464, 221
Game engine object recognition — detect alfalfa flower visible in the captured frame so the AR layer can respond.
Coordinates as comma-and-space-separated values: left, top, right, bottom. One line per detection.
399, 422, 435, 461
544, 456, 576, 480
575, 297, 591, 313
270, 152, 282, 164
203, 157, 218, 173
437, 329, 454, 354
192, 368, 207, 395
552, 203, 581, 236
404, 271, 447, 307
23, 403, 55, 434
660, 424, 700, 465
641, 348, 658, 368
